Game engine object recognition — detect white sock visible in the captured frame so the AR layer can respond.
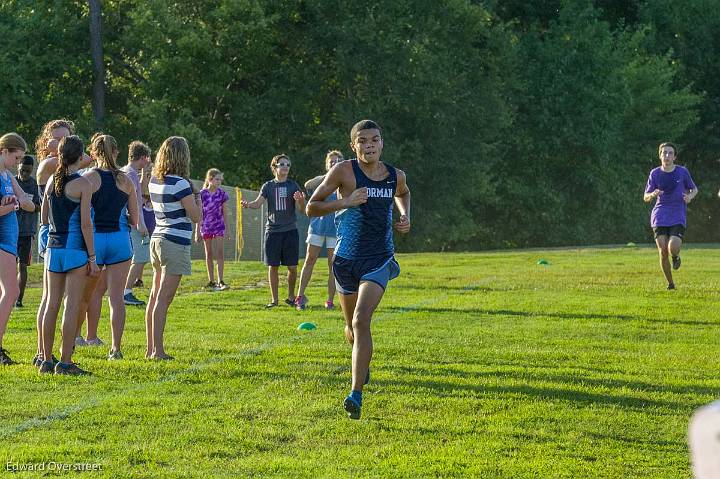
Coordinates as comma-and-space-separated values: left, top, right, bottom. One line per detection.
124, 289, 132, 295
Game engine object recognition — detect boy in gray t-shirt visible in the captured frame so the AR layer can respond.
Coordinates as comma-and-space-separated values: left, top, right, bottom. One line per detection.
242, 154, 306, 308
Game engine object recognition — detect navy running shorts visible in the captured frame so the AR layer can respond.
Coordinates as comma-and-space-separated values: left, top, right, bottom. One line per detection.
333, 255, 400, 295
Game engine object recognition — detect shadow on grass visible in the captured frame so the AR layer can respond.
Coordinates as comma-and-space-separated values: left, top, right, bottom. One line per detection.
387, 376, 699, 411
389, 364, 720, 398
382, 305, 718, 326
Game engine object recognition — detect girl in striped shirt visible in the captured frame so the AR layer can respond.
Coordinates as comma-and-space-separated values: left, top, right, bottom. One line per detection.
145, 137, 201, 360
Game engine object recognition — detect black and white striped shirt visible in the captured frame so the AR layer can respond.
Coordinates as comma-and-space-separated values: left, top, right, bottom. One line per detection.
150, 175, 193, 245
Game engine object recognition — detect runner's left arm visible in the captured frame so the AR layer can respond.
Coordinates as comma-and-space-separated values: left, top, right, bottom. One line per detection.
393, 169, 411, 234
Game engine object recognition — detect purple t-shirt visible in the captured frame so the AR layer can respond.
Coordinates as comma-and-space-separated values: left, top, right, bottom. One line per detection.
644, 165, 696, 227
200, 187, 229, 236
142, 204, 155, 236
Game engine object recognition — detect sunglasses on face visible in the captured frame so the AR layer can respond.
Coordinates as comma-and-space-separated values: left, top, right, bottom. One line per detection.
276, 162, 291, 167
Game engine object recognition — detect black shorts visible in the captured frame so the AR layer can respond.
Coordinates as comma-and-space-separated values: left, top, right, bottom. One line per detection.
653, 224, 685, 239
17, 235, 32, 265
264, 229, 299, 266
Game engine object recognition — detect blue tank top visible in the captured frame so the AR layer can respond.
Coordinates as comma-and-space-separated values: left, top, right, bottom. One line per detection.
308, 191, 337, 237
91, 169, 129, 233
0, 172, 18, 252
335, 160, 396, 260
48, 173, 86, 250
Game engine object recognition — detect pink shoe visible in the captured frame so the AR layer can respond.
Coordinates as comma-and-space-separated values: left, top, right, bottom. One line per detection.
324, 300, 334, 310
296, 295, 308, 311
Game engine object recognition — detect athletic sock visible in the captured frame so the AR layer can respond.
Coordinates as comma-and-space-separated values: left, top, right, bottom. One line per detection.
349, 390, 362, 406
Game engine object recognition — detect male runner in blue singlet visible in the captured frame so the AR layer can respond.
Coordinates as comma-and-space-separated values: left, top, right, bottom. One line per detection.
307, 120, 411, 419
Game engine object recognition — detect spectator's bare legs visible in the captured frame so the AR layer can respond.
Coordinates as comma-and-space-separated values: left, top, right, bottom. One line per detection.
144, 268, 162, 358
203, 238, 215, 284
149, 272, 181, 359
326, 247, 336, 303
297, 244, 321, 300
213, 237, 224, 283
268, 266, 279, 304
85, 271, 107, 341
287, 266, 297, 302
106, 260, 131, 353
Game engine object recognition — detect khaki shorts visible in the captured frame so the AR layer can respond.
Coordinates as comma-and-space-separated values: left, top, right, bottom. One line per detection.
150, 237, 191, 276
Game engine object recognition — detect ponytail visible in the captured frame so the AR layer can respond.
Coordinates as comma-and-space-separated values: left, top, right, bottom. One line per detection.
54, 135, 84, 197
89, 133, 120, 179
54, 163, 69, 197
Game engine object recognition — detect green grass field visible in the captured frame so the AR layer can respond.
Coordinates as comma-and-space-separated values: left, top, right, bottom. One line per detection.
1, 246, 717, 478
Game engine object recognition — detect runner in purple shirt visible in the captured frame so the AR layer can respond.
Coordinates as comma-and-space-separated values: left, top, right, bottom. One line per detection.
643, 142, 698, 290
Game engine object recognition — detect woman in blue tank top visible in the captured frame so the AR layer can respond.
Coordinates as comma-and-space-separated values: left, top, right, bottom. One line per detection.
295, 150, 344, 311
39, 135, 99, 375
0, 133, 38, 366
80, 133, 139, 360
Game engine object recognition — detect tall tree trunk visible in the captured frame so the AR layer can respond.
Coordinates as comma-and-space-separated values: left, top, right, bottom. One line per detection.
89, 0, 105, 128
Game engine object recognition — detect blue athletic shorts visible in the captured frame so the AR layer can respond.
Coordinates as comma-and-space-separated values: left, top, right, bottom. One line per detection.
95, 230, 132, 266
38, 224, 49, 259
333, 255, 400, 295
264, 229, 299, 266
45, 247, 88, 273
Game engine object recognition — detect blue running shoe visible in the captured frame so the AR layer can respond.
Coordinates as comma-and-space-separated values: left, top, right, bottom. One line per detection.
344, 395, 362, 420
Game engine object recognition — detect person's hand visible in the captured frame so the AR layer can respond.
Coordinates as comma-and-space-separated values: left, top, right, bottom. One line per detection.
293, 191, 305, 202
394, 214, 411, 234
344, 187, 368, 208
140, 166, 151, 184
241, 199, 248, 208
683, 192, 693, 204
652, 188, 661, 198
1, 195, 17, 207
87, 259, 100, 277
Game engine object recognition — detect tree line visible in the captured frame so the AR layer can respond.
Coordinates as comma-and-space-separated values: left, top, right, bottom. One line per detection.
1, 0, 718, 251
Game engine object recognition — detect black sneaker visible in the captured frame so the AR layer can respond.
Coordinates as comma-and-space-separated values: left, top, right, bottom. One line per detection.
38, 360, 55, 374
285, 297, 296, 307
15, 299, 23, 308
133, 278, 144, 288
32, 354, 42, 367
204, 281, 217, 290
672, 256, 681, 270
124, 292, 145, 306
0, 348, 16, 365
667, 282, 676, 290
54, 362, 91, 376
108, 349, 123, 360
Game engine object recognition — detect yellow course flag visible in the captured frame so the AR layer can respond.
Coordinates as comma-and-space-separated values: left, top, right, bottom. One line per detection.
235, 187, 244, 258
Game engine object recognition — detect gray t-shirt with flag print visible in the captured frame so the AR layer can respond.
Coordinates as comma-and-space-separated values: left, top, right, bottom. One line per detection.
260, 179, 301, 233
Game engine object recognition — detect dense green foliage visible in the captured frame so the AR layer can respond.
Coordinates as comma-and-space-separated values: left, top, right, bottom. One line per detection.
1, 248, 716, 477
1, 0, 717, 250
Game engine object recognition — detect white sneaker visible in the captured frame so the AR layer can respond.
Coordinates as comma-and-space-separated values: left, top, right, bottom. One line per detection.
75, 336, 87, 347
